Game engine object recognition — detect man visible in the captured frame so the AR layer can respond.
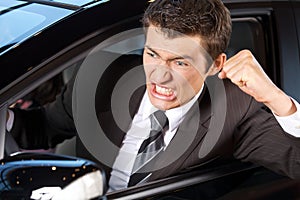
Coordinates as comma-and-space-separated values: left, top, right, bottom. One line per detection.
7, 0, 300, 192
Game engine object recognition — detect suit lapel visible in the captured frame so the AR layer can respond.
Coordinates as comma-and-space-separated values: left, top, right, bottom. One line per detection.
98, 86, 145, 149
129, 86, 146, 118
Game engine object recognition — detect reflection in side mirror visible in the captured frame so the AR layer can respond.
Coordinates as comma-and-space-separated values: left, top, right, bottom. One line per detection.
51, 170, 104, 200
0, 152, 106, 200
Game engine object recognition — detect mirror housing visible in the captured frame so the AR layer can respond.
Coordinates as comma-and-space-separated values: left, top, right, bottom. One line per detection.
0, 152, 106, 200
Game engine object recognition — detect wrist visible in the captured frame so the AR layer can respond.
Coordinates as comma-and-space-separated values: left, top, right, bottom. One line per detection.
264, 89, 296, 116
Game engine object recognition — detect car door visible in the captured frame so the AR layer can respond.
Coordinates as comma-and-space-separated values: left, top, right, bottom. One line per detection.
1, 0, 300, 199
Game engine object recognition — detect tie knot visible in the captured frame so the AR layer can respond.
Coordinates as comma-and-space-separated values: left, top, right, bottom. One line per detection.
151, 110, 168, 131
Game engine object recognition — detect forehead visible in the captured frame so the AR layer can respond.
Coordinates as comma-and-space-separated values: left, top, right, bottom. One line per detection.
145, 26, 209, 59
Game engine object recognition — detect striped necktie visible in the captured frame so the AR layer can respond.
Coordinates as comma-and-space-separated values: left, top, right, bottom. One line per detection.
128, 110, 169, 186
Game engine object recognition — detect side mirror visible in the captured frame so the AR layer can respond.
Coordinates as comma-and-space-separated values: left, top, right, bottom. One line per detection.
0, 152, 106, 200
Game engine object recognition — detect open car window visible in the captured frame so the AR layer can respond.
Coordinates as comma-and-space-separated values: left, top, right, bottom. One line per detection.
1, 11, 286, 199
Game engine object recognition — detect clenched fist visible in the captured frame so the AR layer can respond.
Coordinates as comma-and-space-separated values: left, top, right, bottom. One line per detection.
218, 50, 296, 116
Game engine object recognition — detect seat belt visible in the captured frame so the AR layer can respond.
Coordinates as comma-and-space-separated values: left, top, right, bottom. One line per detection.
0, 104, 7, 159
0, 104, 20, 159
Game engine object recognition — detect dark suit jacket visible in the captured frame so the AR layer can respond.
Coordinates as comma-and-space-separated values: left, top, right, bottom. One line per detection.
10, 54, 300, 183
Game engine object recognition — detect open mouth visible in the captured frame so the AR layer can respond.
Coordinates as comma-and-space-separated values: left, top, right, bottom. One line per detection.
155, 84, 173, 96
150, 83, 176, 101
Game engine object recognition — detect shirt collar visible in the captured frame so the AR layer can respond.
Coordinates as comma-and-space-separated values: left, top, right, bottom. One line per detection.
137, 85, 204, 132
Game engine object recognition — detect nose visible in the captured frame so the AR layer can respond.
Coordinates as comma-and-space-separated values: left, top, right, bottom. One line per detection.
152, 65, 172, 84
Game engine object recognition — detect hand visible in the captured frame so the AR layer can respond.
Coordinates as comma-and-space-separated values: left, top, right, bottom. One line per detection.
218, 50, 296, 116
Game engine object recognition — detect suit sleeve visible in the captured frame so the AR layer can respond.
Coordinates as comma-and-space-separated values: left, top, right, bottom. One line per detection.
233, 98, 300, 179
9, 76, 77, 149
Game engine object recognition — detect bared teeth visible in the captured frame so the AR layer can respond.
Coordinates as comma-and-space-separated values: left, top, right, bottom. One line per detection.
155, 85, 173, 96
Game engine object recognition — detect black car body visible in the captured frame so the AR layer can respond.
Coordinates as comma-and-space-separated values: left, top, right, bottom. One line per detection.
0, 0, 300, 199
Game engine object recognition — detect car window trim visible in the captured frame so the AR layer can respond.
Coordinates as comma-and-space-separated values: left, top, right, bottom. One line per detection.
107, 161, 260, 199
18, 0, 81, 10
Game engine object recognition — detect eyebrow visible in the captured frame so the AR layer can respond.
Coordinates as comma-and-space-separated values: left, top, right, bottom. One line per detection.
145, 45, 195, 63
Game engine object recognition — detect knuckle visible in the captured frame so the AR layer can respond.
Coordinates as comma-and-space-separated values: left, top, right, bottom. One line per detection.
240, 49, 253, 59
232, 77, 239, 83
222, 67, 229, 73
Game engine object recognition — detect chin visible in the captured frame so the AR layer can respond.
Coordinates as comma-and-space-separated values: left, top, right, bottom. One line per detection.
149, 99, 179, 111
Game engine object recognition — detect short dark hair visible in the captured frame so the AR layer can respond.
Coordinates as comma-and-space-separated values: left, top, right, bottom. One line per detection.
142, 0, 232, 60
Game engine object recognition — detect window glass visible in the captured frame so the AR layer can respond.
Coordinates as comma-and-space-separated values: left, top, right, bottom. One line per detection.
0, 1, 26, 12
290, 2, 300, 101
0, 7, 46, 48
226, 17, 266, 67
0, 3, 73, 53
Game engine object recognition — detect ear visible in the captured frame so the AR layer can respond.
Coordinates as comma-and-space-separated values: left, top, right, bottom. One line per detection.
206, 53, 227, 76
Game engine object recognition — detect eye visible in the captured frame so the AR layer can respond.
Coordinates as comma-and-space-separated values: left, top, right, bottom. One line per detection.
175, 60, 189, 67
146, 51, 157, 58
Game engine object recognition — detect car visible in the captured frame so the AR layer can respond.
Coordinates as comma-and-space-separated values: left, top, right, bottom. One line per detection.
0, 0, 300, 199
